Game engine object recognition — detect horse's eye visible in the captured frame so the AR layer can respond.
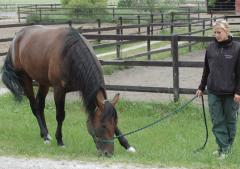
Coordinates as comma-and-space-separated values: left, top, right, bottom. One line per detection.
102, 125, 107, 129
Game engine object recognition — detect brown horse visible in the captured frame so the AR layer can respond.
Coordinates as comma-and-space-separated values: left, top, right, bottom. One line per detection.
2, 25, 135, 156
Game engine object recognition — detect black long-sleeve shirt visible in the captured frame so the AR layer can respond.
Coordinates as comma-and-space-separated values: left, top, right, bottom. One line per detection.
198, 36, 240, 95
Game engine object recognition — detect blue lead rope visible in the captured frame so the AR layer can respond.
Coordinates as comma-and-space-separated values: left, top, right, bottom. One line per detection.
115, 95, 208, 151
115, 95, 198, 138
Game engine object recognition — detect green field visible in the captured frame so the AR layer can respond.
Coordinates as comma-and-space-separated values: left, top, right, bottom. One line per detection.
0, 94, 240, 169
0, 0, 116, 4
0, 0, 60, 4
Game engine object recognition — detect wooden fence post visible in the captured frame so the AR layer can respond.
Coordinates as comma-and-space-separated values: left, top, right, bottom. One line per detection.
112, 8, 115, 20
198, 3, 200, 20
137, 15, 141, 34
187, 9, 192, 52
97, 19, 101, 43
17, 6, 20, 23
202, 20, 206, 46
119, 17, 123, 36
150, 14, 154, 35
171, 34, 179, 102
210, 10, 213, 26
171, 12, 174, 34
188, 22, 192, 52
161, 12, 164, 30
202, 20, 205, 36
35, 5, 37, 15
39, 8, 42, 22
147, 26, 151, 60
116, 25, 121, 59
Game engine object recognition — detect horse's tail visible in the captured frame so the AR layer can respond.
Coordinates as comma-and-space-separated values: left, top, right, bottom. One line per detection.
1, 50, 24, 101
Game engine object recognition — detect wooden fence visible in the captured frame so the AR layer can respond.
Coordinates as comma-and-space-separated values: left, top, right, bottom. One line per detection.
0, 15, 240, 101
84, 34, 240, 101
16, 4, 208, 23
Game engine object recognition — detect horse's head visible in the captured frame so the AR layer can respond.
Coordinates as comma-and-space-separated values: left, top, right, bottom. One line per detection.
87, 93, 119, 157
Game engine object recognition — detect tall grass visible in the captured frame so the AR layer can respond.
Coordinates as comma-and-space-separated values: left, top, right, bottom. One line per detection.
0, 94, 240, 168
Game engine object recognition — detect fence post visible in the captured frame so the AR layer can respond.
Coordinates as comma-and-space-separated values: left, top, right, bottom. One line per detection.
39, 8, 42, 22
17, 6, 20, 23
147, 26, 151, 60
137, 15, 141, 34
198, 3, 200, 20
97, 19, 101, 43
202, 20, 206, 47
119, 17, 123, 36
171, 12, 174, 34
112, 8, 115, 20
188, 22, 192, 52
150, 14, 154, 35
202, 20, 205, 37
171, 34, 179, 102
210, 10, 213, 26
116, 25, 121, 59
161, 12, 164, 30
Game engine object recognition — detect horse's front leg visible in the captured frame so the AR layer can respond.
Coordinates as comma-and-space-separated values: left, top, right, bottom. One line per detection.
53, 87, 66, 147
115, 127, 136, 153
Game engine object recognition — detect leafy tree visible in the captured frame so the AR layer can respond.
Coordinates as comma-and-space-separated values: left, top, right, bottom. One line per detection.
61, 0, 108, 8
117, 0, 133, 7
208, 0, 216, 7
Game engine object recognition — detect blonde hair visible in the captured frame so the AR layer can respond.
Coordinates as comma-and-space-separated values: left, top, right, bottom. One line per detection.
213, 19, 230, 35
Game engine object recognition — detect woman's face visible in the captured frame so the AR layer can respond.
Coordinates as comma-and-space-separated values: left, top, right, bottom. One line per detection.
213, 26, 228, 42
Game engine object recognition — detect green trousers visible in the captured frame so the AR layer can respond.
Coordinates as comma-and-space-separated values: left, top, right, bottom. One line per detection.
208, 92, 239, 152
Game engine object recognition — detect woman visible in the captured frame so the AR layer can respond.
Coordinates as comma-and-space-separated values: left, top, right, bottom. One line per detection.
196, 19, 240, 159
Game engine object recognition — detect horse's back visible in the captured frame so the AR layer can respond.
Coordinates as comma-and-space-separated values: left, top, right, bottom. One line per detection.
13, 26, 70, 85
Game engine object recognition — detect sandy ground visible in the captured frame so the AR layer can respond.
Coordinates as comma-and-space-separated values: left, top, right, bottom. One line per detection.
0, 156, 189, 169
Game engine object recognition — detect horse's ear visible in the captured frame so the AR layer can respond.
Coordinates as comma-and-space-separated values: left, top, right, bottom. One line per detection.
111, 93, 120, 106
96, 91, 105, 112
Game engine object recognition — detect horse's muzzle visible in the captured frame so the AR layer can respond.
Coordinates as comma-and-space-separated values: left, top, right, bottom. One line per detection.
98, 149, 113, 157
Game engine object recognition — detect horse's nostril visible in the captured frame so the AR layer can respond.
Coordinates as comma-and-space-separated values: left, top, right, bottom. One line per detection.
103, 151, 112, 157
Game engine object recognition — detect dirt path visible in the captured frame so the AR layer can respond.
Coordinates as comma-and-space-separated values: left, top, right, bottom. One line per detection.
0, 156, 188, 169
105, 50, 205, 102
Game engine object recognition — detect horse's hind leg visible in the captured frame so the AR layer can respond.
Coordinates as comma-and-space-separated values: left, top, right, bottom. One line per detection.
22, 75, 49, 142
36, 85, 50, 139
53, 87, 66, 146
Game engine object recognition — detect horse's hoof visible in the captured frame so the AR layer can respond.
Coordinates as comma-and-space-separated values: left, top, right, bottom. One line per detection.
57, 141, 65, 147
47, 134, 52, 140
44, 139, 51, 144
60, 145, 65, 148
127, 146, 136, 153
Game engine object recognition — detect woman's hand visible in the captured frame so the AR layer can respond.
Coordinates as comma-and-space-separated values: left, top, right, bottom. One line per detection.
196, 89, 204, 97
234, 94, 240, 104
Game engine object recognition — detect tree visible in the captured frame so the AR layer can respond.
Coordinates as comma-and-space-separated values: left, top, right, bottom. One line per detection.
117, 0, 133, 7
61, 0, 108, 8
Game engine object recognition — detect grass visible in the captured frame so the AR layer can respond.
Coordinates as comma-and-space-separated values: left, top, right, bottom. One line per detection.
1, 94, 240, 168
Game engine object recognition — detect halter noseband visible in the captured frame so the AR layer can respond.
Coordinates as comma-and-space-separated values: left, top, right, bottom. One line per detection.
92, 133, 114, 144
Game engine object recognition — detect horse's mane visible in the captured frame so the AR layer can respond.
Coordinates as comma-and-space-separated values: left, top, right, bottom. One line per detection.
62, 28, 106, 115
